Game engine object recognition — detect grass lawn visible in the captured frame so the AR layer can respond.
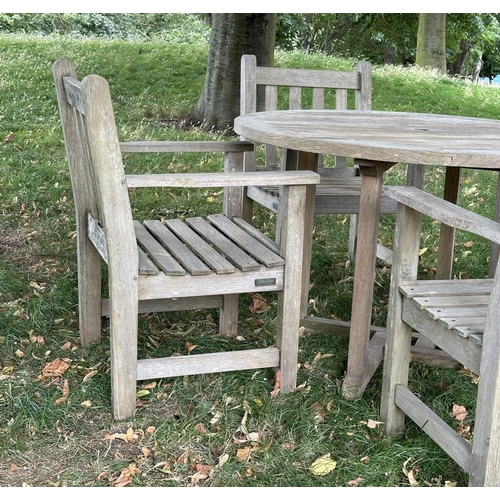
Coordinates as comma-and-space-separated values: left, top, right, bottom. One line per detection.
1, 32, 500, 487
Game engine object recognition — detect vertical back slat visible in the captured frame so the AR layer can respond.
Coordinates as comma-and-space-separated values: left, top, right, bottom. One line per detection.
289, 87, 301, 110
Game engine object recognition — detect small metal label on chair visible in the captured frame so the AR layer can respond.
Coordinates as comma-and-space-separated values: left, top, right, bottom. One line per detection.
255, 278, 276, 286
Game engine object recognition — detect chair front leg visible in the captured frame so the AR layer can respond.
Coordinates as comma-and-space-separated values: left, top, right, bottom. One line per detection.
380, 202, 423, 435
275, 184, 308, 392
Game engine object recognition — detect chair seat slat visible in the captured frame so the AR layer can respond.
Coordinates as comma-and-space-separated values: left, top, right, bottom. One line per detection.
144, 220, 212, 276
134, 221, 185, 276
207, 214, 284, 268
186, 216, 261, 272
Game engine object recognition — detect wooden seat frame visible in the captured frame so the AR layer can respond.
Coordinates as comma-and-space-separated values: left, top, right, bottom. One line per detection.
53, 58, 319, 419
380, 185, 500, 487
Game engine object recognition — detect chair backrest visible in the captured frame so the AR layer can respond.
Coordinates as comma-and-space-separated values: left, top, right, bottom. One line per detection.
53, 58, 138, 271
240, 54, 372, 171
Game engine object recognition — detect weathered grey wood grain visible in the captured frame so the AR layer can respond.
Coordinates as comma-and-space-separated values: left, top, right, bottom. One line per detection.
134, 221, 185, 276
162, 218, 236, 274
137, 347, 279, 380
385, 186, 500, 244
186, 216, 261, 272
120, 140, 254, 153
143, 220, 211, 276
235, 110, 500, 169
126, 170, 319, 188
207, 214, 284, 267
395, 385, 472, 473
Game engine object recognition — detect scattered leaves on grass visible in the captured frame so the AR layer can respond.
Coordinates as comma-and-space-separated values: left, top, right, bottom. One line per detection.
310, 454, 337, 476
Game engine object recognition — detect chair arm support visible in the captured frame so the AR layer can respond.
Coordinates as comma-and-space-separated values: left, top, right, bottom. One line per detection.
120, 141, 254, 153
384, 185, 500, 245
126, 170, 320, 189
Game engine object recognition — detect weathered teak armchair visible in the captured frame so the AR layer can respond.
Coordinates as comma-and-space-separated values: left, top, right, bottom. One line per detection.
239, 54, 425, 264
380, 185, 500, 487
53, 58, 319, 420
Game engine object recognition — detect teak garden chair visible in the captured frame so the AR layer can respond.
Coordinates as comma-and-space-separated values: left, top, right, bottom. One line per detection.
380, 185, 500, 487
53, 58, 319, 420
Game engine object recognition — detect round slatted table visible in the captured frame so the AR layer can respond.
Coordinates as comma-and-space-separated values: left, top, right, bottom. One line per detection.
235, 109, 500, 398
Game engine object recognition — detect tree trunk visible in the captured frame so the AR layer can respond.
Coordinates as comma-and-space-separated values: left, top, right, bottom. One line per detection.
416, 13, 447, 74
447, 39, 469, 76
188, 13, 276, 132
472, 59, 482, 84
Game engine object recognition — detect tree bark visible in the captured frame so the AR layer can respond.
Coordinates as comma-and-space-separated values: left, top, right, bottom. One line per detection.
188, 13, 276, 132
416, 13, 447, 74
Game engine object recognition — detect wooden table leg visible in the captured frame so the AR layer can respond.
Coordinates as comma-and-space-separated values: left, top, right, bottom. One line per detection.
342, 160, 394, 399
436, 167, 461, 279
297, 150, 319, 318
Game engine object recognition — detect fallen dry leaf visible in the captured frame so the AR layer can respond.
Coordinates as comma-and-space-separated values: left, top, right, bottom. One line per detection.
111, 463, 141, 487
217, 453, 229, 468
4, 132, 14, 142
365, 419, 384, 429
40, 358, 70, 380
249, 293, 269, 313
403, 457, 419, 486
177, 450, 189, 464
195, 464, 213, 475
190, 471, 209, 486
236, 445, 260, 462
310, 454, 337, 476
55, 379, 70, 405
186, 342, 198, 353
104, 427, 136, 443
450, 404, 468, 421
195, 422, 208, 434
270, 370, 281, 398
82, 370, 98, 383
347, 476, 363, 486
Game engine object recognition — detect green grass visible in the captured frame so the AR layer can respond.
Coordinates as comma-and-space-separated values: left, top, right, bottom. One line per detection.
2, 32, 500, 487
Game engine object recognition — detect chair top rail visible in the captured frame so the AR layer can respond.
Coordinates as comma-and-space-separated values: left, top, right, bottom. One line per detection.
126, 170, 320, 189
120, 141, 254, 154
255, 65, 361, 89
385, 185, 500, 245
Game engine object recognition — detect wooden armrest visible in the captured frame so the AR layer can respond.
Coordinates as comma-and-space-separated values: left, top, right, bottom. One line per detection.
384, 185, 500, 245
126, 170, 320, 188
120, 141, 254, 153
